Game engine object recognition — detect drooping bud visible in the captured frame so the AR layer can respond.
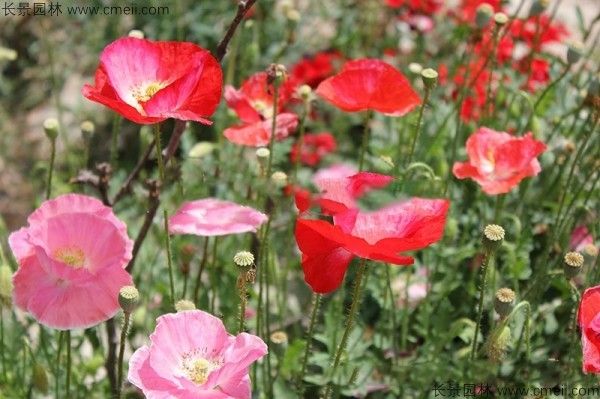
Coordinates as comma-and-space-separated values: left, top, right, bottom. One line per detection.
43, 118, 59, 141
494, 288, 516, 318
266, 63, 287, 87
483, 224, 505, 252
485, 325, 511, 362
421, 68, 438, 89
563, 251, 584, 279
118, 285, 140, 314
32, 363, 49, 394
475, 4, 494, 29
175, 299, 196, 312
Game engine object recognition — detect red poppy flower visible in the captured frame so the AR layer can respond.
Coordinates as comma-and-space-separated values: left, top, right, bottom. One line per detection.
452, 127, 546, 195
223, 72, 299, 147
385, 0, 443, 14
295, 198, 449, 293
510, 15, 569, 51
519, 57, 550, 92
579, 285, 600, 373
224, 72, 296, 123
291, 51, 343, 88
223, 113, 298, 147
290, 132, 337, 166
316, 59, 421, 116
83, 37, 222, 125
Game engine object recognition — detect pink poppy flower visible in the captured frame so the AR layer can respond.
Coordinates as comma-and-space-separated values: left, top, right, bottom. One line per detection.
8, 194, 133, 330
452, 127, 546, 195
169, 198, 268, 236
128, 310, 267, 398
579, 285, 600, 373
313, 164, 393, 214
82, 37, 222, 125
296, 198, 449, 293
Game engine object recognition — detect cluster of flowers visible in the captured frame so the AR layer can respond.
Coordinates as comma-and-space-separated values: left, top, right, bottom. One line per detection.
387, 0, 569, 121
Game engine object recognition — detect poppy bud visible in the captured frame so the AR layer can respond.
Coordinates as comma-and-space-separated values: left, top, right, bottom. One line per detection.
494, 288, 515, 318
32, 363, 49, 394
298, 84, 313, 101
128, 29, 145, 39
563, 251, 584, 279
493, 12, 508, 27
266, 63, 287, 87
43, 118, 59, 141
567, 41, 584, 64
80, 120, 95, 136
0, 46, 17, 61
0, 264, 13, 308
475, 4, 494, 29
421, 68, 438, 89
175, 299, 196, 312
408, 62, 423, 75
485, 325, 511, 362
180, 244, 196, 266
271, 171, 288, 187
483, 224, 505, 252
234, 251, 255, 269
118, 285, 140, 314
528, 0, 549, 17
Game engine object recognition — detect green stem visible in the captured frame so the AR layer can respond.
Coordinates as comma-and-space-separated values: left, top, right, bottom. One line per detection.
406, 88, 430, 167
470, 249, 493, 361
238, 276, 247, 333
400, 269, 412, 350
164, 210, 176, 310
153, 123, 165, 183
46, 138, 56, 200
55, 331, 64, 398
492, 194, 505, 224
193, 236, 210, 305
209, 238, 220, 313
525, 66, 570, 130
265, 84, 280, 180
116, 312, 131, 399
298, 293, 322, 388
324, 259, 368, 398
358, 111, 373, 171
110, 115, 122, 167
0, 309, 6, 383
66, 330, 71, 398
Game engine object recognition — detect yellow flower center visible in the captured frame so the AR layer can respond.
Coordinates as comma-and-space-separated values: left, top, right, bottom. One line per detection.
132, 81, 165, 103
186, 358, 211, 385
54, 247, 86, 268
252, 100, 274, 119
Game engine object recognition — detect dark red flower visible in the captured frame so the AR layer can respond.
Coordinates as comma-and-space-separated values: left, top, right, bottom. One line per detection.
291, 51, 343, 88
519, 57, 550, 92
385, 0, 443, 15
452, 127, 546, 195
579, 285, 600, 373
83, 37, 222, 125
456, 0, 502, 23
295, 198, 449, 293
290, 132, 337, 166
316, 59, 421, 116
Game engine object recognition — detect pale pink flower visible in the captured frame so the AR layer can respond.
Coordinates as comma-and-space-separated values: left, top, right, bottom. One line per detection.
8, 194, 133, 330
570, 225, 596, 254
128, 310, 267, 399
168, 198, 268, 236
